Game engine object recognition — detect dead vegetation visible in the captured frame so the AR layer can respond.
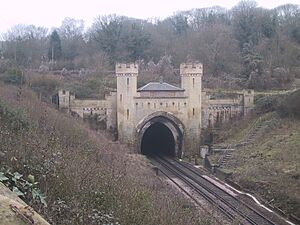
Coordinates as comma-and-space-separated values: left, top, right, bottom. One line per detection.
214, 109, 300, 218
0, 83, 214, 225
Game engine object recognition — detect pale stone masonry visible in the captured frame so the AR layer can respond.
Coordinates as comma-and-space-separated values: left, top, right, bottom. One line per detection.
57, 62, 254, 157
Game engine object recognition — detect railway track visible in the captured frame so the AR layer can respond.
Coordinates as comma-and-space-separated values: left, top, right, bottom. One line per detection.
152, 156, 279, 225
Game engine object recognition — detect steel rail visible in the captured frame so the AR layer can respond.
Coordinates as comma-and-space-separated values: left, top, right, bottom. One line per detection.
154, 156, 277, 225
173, 158, 278, 225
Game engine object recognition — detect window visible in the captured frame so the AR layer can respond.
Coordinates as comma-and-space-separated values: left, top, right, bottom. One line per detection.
120, 94, 122, 102
62, 90, 66, 94
193, 108, 195, 116
127, 109, 129, 120
127, 78, 129, 86
193, 78, 195, 88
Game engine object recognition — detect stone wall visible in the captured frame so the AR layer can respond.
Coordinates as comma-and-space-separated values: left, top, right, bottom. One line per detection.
58, 90, 117, 131
201, 89, 254, 128
57, 62, 254, 157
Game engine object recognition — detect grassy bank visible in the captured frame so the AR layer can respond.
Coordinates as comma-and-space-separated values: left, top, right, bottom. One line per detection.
0, 83, 213, 225
215, 110, 300, 218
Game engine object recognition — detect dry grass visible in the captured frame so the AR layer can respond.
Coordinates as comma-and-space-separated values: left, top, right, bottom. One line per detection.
216, 112, 300, 218
0, 83, 214, 225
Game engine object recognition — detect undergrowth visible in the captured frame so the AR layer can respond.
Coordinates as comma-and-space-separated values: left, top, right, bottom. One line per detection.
0, 83, 213, 225
216, 109, 300, 218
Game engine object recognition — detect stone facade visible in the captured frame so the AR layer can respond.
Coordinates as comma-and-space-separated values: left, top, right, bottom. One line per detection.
57, 63, 254, 157
58, 90, 117, 131
201, 89, 254, 128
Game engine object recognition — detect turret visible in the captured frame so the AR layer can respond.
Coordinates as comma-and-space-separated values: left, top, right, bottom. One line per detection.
180, 62, 203, 154
116, 63, 138, 142
58, 90, 70, 112
180, 62, 203, 117
243, 89, 254, 115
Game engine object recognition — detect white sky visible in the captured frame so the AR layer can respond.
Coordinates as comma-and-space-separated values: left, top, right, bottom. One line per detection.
0, 0, 299, 33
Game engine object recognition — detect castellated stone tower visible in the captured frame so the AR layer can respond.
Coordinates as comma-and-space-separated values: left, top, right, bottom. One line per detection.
56, 61, 253, 157
116, 63, 138, 143
58, 90, 71, 112
180, 63, 203, 154
243, 89, 254, 115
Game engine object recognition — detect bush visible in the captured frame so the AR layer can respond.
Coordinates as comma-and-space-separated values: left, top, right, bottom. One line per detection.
277, 89, 300, 119
0, 68, 25, 85
254, 94, 282, 113
0, 59, 13, 73
0, 85, 209, 225
0, 100, 29, 129
65, 78, 107, 99
29, 76, 60, 98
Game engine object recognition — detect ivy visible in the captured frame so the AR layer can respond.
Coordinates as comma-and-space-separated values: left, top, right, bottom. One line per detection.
0, 169, 47, 207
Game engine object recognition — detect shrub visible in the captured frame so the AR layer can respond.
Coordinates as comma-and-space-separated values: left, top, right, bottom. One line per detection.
254, 94, 282, 114
0, 100, 29, 129
0, 85, 210, 225
277, 89, 300, 119
0, 68, 25, 85
0, 170, 46, 206
29, 76, 60, 98
0, 59, 13, 73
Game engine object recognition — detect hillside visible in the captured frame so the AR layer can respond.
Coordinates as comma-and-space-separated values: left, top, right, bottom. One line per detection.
1, 3, 300, 91
213, 92, 300, 219
0, 83, 214, 225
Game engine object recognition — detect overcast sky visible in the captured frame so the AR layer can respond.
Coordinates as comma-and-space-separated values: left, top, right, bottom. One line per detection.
0, 0, 299, 33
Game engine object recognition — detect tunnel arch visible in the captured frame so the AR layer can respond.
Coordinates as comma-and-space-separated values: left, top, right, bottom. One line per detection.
136, 111, 184, 158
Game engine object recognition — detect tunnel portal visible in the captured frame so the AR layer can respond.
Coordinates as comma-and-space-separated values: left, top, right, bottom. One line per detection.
141, 122, 175, 157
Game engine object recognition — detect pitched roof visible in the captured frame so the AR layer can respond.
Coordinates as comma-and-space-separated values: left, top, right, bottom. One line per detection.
138, 82, 184, 92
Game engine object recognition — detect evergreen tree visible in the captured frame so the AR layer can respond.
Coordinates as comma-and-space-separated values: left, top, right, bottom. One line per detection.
48, 30, 62, 61
125, 23, 151, 61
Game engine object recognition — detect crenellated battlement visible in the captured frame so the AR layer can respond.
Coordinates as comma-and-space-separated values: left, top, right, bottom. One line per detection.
58, 89, 70, 96
55, 60, 255, 158
180, 63, 203, 76
116, 63, 139, 75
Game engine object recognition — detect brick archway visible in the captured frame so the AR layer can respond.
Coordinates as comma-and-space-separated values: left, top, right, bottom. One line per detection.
136, 111, 184, 158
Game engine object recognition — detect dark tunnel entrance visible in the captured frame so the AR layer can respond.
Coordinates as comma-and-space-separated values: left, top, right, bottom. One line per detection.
141, 122, 175, 157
